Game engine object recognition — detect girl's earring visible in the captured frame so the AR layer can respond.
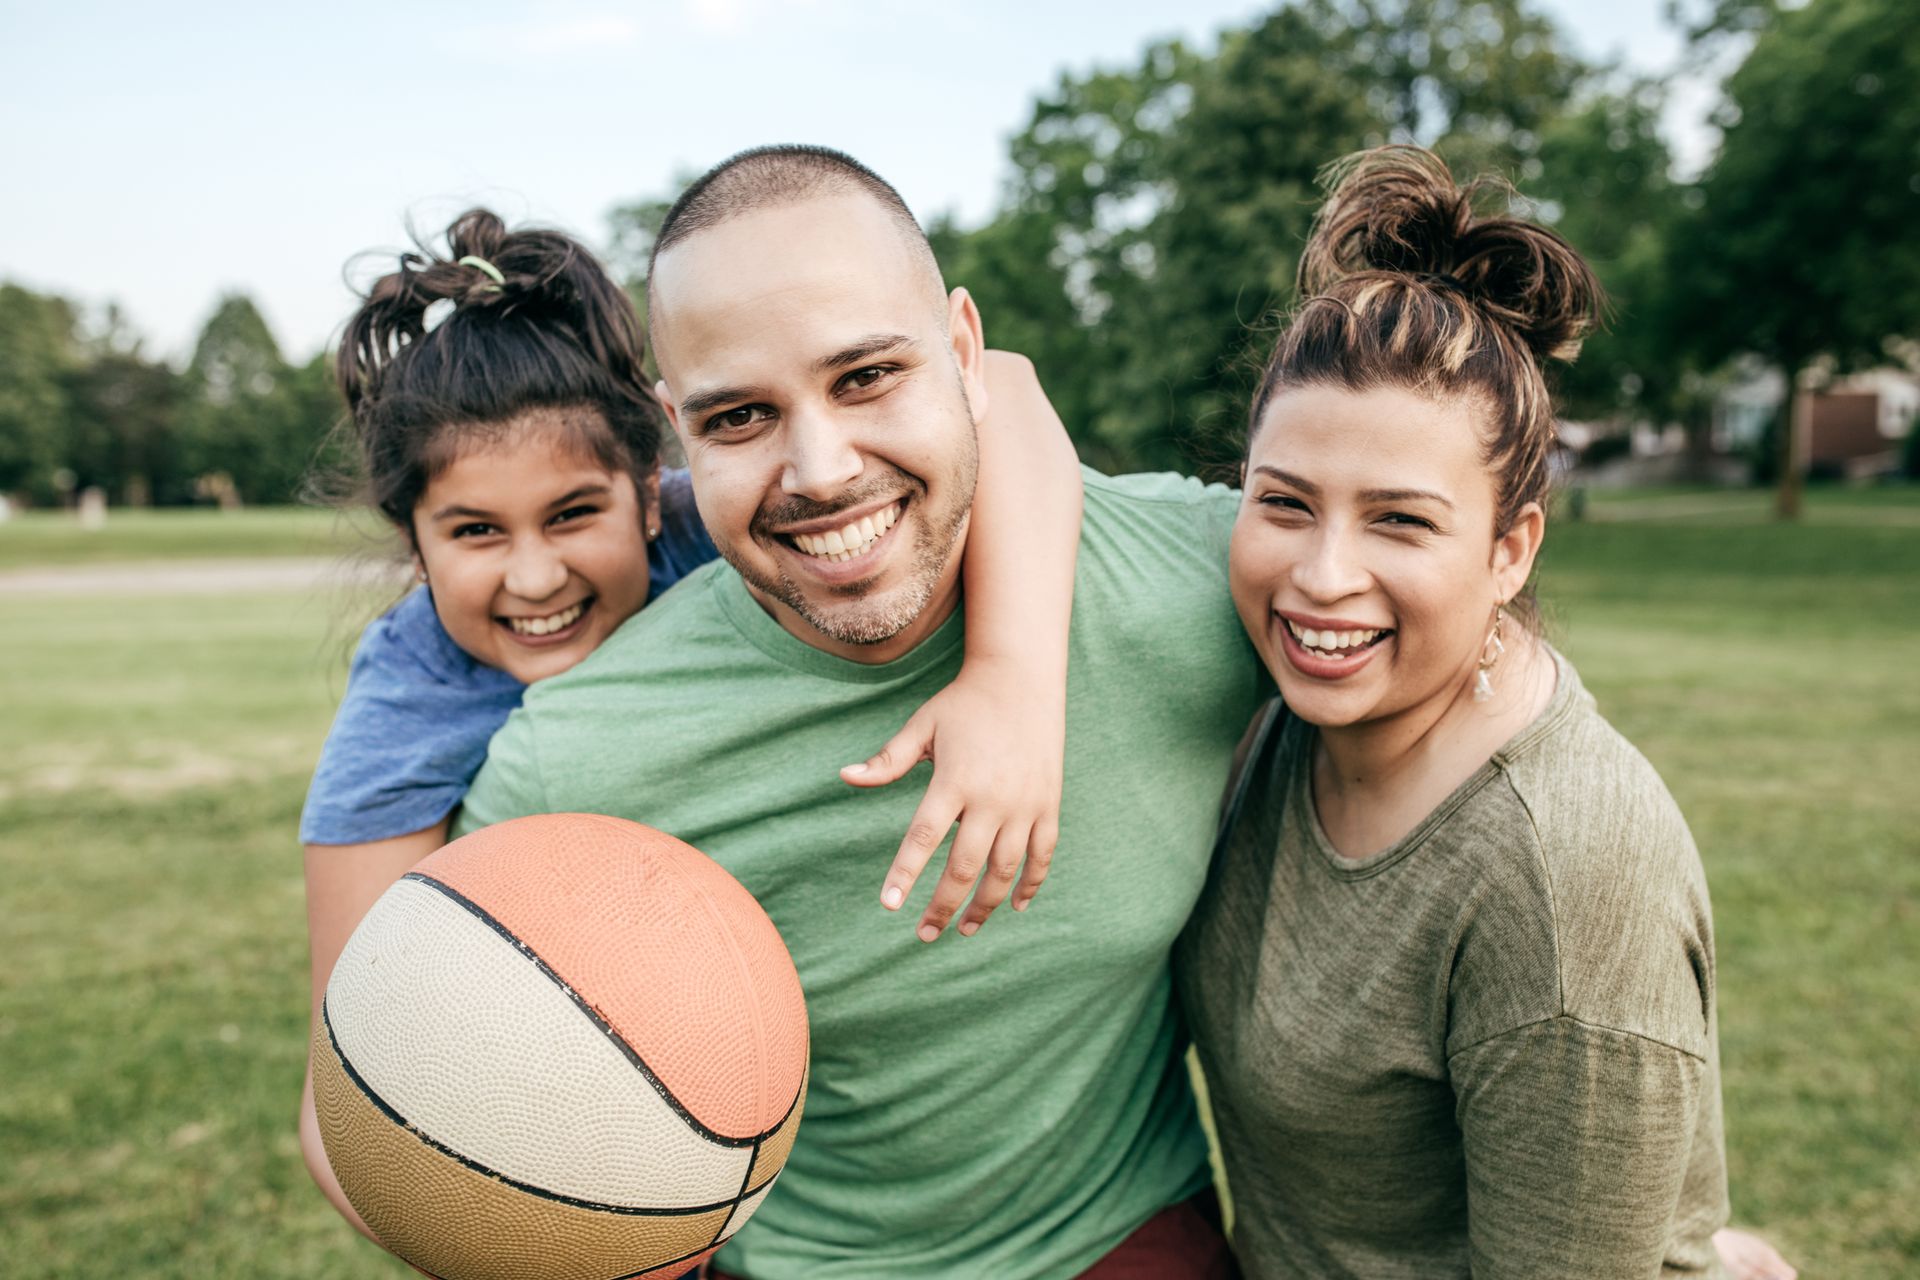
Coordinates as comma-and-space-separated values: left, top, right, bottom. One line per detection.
646, 524, 660, 542
1473, 607, 1507, 703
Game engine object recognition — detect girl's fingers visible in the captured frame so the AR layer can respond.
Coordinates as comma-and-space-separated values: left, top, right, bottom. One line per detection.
1011, 816, 1059, 912
956, 824, 1030, 936
841, 717, 932, 789
916, 815, 996, 941
879, 787, 960, 915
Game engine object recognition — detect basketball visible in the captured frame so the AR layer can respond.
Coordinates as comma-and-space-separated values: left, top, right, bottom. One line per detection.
311, 813, 810, 1280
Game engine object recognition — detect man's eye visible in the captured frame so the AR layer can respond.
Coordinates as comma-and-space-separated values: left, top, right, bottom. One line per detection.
841, 366, 891, 392
709, 404, 772, 433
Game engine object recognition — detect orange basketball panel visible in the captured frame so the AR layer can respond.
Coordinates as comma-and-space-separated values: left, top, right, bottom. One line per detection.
419, 814, 808, 1141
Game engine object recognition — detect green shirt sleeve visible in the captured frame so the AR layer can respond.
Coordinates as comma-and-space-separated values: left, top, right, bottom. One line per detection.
1451, 1017, 1724, 1278
451, 706, 549, 838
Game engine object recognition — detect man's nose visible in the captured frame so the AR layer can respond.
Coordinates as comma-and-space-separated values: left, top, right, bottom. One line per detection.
503, 537, 569, 602
780, 408, 863, 500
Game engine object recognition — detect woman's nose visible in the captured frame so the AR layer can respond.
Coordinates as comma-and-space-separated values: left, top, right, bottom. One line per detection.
1290, 528, 1370, 603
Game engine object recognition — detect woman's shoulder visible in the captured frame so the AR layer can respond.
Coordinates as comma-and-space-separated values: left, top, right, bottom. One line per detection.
1474, 654, 1716, 1058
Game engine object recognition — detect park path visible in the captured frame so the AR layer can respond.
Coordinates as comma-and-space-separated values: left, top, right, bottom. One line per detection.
0, 557, 405, 597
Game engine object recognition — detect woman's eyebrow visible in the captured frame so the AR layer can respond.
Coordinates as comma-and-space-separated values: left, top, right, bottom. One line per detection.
1361, 487, 1454, 509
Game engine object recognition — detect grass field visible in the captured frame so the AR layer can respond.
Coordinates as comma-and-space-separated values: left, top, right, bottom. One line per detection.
2, 489, 1916, 1276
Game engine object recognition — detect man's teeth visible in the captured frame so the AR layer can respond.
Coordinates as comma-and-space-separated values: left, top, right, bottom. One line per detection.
791, 502, 900, 563
1286, 620, 1384, 656
507, 601, 585, 636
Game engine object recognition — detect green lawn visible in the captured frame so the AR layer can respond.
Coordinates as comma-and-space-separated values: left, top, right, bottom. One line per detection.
0, 507, 370, 570
2, 488, 1916, 1276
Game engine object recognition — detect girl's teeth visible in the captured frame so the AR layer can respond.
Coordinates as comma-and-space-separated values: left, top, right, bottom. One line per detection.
509, 602, 584, 636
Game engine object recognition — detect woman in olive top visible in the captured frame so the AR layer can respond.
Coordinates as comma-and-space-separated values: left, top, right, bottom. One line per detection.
1178, 146, 1731, 1278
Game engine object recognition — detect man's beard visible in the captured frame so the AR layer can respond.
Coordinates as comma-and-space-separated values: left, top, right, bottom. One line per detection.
724, 450, 978, 649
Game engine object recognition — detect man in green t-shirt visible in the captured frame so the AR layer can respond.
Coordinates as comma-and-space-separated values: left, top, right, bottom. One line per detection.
459, 145, 1262, 1279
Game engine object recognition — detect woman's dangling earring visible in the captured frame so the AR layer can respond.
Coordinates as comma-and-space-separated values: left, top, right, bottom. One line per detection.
1473, 607, 1507, 703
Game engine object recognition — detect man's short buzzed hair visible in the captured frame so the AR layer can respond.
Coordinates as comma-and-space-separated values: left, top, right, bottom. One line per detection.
645, 145, 943, 307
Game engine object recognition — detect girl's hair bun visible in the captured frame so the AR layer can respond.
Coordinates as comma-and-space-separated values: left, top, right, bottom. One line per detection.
1299, 145, 1600, 363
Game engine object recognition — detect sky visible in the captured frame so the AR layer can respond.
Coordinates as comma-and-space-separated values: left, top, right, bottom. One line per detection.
1, 0, 1717, 364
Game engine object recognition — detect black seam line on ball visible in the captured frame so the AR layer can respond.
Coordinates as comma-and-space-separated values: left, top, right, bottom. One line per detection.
709, 1135, 765, 1249
407, 871, 797, 1149
322, 999, 752, 1219
604, 1236, 731, 1280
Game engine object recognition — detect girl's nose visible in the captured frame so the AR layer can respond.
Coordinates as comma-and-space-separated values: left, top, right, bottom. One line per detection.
503, 539, 569, 602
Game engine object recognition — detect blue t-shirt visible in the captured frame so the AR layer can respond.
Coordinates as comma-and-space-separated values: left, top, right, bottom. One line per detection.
299, 468, 718, 845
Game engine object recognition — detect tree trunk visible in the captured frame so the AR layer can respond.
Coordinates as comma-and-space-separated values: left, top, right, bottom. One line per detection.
1776, 366, 1808, 521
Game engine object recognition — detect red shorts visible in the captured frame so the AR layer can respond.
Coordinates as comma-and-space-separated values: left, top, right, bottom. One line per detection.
705, 1192, 1239, 1280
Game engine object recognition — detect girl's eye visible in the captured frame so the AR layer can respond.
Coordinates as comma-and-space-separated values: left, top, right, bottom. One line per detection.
452, 522, 498, 539
550, 505, 598, 526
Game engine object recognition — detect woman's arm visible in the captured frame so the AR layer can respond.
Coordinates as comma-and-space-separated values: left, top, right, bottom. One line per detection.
844, 350, 1082, 939
1451, 1017, 1723, 1277
298, 823, 448, 1241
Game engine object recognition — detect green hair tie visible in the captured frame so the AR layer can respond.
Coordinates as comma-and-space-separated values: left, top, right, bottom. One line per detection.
456, 255, 506, 290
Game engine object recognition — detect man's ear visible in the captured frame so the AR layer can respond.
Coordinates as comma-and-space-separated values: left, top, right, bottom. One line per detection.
1491, 500, 1546, 603
654, 379, 685, 441
946, 287, 989, 422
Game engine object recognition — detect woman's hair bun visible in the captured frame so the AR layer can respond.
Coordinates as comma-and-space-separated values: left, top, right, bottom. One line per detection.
1298, 145, 1601, 363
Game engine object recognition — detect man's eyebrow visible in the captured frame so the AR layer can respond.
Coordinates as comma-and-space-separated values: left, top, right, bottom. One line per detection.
679, 384, 764, 424
813, 334, 916, 374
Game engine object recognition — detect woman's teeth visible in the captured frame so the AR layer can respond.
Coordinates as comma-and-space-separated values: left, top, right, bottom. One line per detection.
791, 502, 900, 563
1286, 620, 1385, 658
506, 600, 585, 636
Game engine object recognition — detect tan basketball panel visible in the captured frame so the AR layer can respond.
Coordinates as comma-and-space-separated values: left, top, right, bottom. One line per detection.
714, 1180, 778, 1249
422, 814, 809, 1140
325, 876, 753, 1209
747, 1065, 808, 1190
314, 1022, 729, 1280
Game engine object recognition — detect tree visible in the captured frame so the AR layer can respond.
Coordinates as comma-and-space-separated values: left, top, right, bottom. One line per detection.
177, 293, 337, 504
0, 284, 81, 500
1672, 0, 1920, 515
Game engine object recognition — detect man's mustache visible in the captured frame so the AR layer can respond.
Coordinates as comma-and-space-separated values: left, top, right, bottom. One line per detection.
750, 473, 924, 535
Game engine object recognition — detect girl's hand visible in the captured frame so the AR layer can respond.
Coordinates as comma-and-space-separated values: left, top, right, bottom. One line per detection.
842, 656, 1064, 941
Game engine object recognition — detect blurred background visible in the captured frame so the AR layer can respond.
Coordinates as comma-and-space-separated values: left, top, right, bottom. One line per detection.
2, 1, 1915, 1275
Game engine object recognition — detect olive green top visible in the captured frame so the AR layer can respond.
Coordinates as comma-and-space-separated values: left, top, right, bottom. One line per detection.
1177, 650, 1729, 1278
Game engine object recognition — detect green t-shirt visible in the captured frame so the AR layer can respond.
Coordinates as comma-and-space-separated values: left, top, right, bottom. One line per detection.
458, 468, 1264, 1279
1177, 649, 1729, 1279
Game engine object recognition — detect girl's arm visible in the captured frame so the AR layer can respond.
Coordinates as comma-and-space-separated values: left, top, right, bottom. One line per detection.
298, 823, 448, 1242
843, 350, 1081, 939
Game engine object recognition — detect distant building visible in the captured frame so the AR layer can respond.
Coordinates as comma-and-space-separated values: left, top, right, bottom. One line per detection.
1712, 361, 1917, 479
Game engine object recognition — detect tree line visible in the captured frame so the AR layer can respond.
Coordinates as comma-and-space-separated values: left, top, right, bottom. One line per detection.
4, 0, 1913, 512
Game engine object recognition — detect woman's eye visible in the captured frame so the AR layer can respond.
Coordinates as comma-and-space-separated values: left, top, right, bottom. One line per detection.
1257, 494, 1309, 513
1380, 512, 1436, 530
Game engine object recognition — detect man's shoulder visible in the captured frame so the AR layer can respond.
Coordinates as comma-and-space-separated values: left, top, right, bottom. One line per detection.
529, 561, 743, 699
1082, 465, 1239, 516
